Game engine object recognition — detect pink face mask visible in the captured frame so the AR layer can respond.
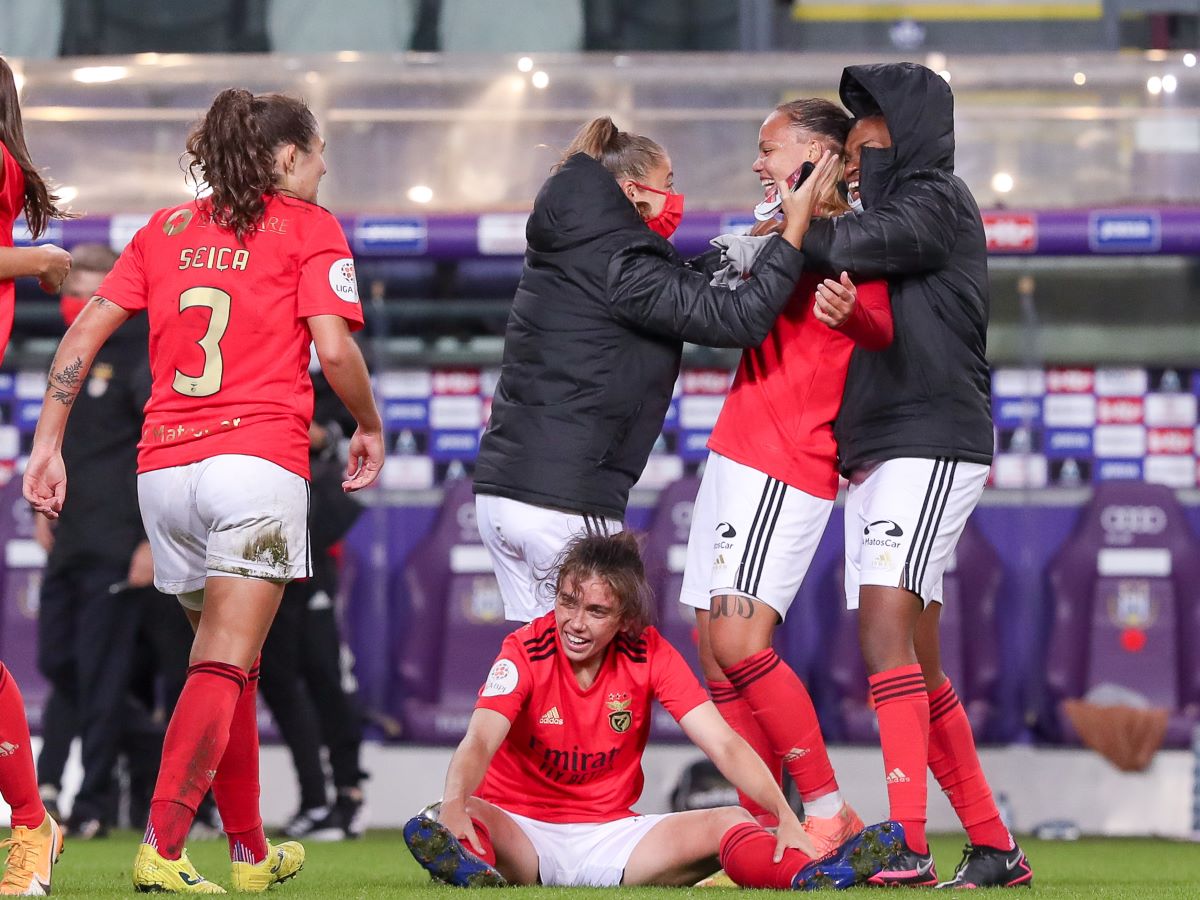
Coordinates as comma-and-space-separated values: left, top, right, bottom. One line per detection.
632, 182, 685, 239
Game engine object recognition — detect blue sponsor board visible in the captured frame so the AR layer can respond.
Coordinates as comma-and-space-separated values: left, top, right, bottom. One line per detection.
1088, 212, 1161, 253
1095, 458, 1143, 481
384, 399, 429, 429
352, 216, 428, 255
1043, 428, 1093, 459
17, 400, 42, 433
718, 214, 759, 236
662, 399, 679, 430
430, 429, 480, 461
0, 374, 15, 400
992, 396, 1042, 428
679, 429, 712, 462
12, 218, 63, 247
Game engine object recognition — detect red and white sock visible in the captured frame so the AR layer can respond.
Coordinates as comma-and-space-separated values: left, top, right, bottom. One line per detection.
723, 650, 840, 806
928, 680, 1013, 851
0, 664, 46, 828
707, 678, 782, 824
719, 820, 813, 889
213, 657, 268, 865
869, 664, 929, 854
145, 660, 247, 860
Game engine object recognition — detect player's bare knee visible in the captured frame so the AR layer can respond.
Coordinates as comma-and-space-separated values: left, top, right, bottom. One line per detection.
708, 596, 771, 671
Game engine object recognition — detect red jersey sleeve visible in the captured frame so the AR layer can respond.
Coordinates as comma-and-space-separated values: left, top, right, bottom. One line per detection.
835, 278, 892, 351
297, 210, 364, 331
97, 220, 151, 312
646, 629, 709, 722
474, 633, 533, 723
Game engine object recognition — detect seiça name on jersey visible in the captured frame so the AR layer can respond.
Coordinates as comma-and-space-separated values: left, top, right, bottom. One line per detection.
178, 247, 250, 271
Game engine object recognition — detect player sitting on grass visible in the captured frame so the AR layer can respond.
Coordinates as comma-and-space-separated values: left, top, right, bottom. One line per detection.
403, 532, 904, 889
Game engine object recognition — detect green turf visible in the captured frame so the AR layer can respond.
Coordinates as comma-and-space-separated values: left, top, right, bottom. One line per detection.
28, 830, 1200, 897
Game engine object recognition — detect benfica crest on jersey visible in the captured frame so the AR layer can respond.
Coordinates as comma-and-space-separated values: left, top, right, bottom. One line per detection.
606, 692, 632, 734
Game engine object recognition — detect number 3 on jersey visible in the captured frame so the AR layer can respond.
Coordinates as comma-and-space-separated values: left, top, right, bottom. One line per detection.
172, 287, 230, 397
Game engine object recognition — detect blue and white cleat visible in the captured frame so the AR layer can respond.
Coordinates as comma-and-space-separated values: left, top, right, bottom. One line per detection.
791, 820, 906, 891
402, 815, 506, 888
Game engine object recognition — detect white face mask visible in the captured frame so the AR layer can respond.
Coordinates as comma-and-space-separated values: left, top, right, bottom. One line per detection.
848, 196, 864, 213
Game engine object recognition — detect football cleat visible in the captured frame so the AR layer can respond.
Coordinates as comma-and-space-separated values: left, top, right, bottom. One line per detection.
802, 803, 865, 860
0, 814, 63, 896
402, 816, 506, 887
133, 843, 225, 893
936, 843, 1033, 889
792, 820, 906, 891
230, 841, 305, 892
866, 842, 938, 887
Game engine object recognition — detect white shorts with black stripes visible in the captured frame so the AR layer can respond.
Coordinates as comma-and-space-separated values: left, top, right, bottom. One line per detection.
843, 457, 990, 609
680, 452, 834, 620
474, 493, 622, 623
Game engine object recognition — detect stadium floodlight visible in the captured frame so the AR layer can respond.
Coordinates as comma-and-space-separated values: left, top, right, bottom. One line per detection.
71, 66, 128, 83
1184, 53, 1196, 68
1162, 74, 1178, 94
1146, 76, 1163, 95
1073, 72, 1086, 86
991, 172, 1015, 194
517, 57, 533, 72
531, 71, 550, 89
407, 185, 434, 204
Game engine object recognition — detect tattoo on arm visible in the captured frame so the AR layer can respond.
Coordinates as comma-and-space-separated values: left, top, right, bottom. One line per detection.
93, 297, 115, 309
47, 356, 85, 405
51, 357, 83, 390
710, 594, 756, 619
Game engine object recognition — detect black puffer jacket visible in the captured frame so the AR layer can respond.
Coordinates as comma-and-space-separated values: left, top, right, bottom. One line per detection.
802, 63, 993, 474
474, 152, 806, 519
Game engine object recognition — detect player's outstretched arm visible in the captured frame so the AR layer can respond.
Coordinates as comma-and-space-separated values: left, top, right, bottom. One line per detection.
679, 701, 817, 862
24, 296, 131, 518
440, 708, 511, 856
306, 314, 384, 492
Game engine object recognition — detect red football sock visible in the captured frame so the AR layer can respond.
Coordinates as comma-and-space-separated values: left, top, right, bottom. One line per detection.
0, 664, 46, 828
214, 656, 268, 865
869, 664, 929, 854
724, 650, 838, 802
145, 661, 247, 860
468, 817, 497, 866
928, 680, 1013, 851
708, 678, 781, 824
719, 820, 813, 889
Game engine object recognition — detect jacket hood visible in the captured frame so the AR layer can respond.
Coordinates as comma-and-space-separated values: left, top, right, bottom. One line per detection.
525, 152, 646, 252
840, 63, 955, 205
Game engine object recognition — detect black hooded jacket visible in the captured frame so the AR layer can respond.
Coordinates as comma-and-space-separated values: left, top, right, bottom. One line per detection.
473, 152, 806, 519
802, 63, 993, 474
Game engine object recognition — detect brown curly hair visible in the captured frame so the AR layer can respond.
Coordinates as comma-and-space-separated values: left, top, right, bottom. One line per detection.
552, 531, 654, 635
185, 89, 318, 242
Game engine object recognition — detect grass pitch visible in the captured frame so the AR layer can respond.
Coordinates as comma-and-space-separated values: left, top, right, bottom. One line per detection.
36, 831, 1200, 897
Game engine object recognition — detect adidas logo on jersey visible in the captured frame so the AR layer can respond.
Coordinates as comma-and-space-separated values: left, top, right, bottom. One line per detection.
0, 741, 16, 757
783, 747, 809, 763
539, 706, 564, 725
885, 767, 910, 784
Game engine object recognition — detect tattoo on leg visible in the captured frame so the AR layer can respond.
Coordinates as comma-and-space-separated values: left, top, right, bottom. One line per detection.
710, 595, 756, 619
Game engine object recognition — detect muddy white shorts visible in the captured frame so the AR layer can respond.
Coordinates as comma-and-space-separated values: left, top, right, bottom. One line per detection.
474, 493, 622, 622
499, 807, 669, 887
680, 452, 834, 619
138, 454, 310, 598
843, 457, 989, 609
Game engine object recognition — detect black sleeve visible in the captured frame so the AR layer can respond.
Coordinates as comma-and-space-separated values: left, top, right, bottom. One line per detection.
683, 247, 725, 279
606, 234, 804, 349
802, 174, 961, 279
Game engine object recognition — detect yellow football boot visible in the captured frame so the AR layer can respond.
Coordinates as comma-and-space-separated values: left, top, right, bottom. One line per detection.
230, 841, 304, 893
133, 842, 225, 893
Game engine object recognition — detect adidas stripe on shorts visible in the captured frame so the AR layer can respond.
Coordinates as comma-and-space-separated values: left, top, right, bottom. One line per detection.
475, 493, 622, 623
843, 456, 989, 609
680, 452, 834, 620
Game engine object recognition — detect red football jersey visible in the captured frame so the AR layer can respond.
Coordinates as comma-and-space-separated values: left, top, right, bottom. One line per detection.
0, 141, 26, 363
707, 272, 891, 499
98, 194, 363, 478
475, 612, 709, 823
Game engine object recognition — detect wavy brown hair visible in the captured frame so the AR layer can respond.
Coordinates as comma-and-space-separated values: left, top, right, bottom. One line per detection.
552, 531, 654, 635
185, 89, 318, 242
0, 57, 73, 238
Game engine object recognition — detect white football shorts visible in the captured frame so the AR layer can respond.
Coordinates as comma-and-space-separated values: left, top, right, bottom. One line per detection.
843, 457, 989, 609
498, 806, 669, 887
474, 493, 622, 623
138, 454, 311, 599
680, 452, 834, 620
